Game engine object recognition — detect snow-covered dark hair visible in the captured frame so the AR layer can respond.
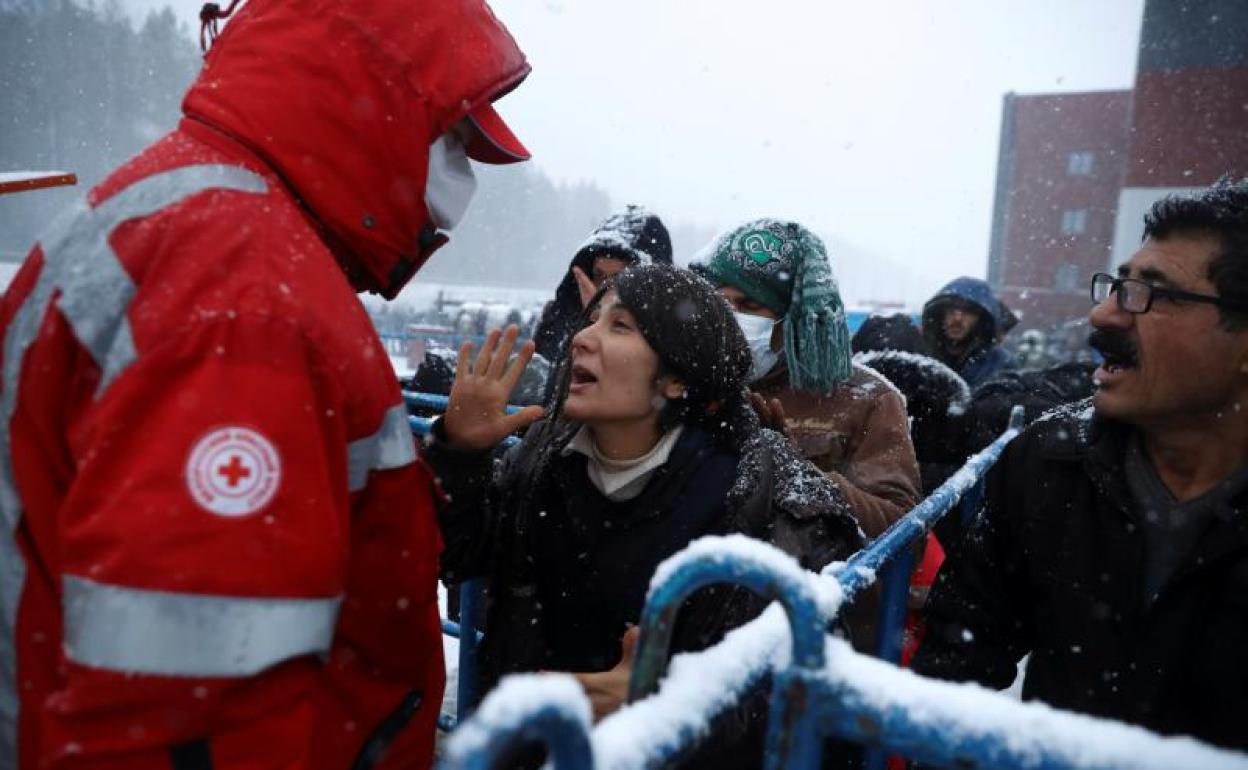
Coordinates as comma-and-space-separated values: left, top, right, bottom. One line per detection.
613, 263, 751, 440
545, 263, 752, 446
1145, 176, 1248, 330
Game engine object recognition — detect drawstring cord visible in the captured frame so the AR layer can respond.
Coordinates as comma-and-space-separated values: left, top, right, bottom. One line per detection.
199, 0, 242, 53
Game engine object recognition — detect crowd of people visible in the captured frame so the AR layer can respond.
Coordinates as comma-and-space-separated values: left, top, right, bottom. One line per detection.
0, 0, 1245, 768
419, 178, 1248, 768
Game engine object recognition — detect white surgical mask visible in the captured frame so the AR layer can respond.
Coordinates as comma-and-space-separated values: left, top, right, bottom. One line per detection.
733, 311, 781, 383
425, 130, 478, 231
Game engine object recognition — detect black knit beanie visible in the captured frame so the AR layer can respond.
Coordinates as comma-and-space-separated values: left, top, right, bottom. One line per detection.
611, 263, 751, 442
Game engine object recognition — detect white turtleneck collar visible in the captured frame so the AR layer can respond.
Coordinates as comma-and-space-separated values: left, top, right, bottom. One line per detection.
562, 425, 685, 502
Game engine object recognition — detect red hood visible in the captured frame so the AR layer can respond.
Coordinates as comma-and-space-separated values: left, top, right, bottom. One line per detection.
182, 0, 529, 298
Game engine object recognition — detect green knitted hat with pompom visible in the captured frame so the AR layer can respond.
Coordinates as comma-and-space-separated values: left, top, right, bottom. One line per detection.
693, 219, 852, 392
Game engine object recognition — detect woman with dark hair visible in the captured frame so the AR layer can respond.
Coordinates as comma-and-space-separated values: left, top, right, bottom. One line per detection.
424, 263, 862, 741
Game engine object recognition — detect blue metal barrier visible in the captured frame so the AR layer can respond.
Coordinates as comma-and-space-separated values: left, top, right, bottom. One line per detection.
380, 331, 491, 348
405, 391, 520, 732
834, 405, 1024, 605
858, 412, 1008, 770
409, 415, 520, 450
628, 537, 834, 703
403, 390, 525, 416
439, 402, 1248, 770
440, 675, 593, 770
441, 407, 1022, 766
457, 579, 486, 721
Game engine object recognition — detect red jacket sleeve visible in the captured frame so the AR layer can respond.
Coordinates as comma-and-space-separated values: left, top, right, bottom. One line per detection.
42, 311, 350, 769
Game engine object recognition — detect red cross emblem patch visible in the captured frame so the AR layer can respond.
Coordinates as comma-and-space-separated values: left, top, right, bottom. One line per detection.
185, 426, 282, 517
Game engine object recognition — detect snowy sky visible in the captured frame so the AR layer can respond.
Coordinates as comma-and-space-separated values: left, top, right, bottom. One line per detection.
117, 0, 1145, 306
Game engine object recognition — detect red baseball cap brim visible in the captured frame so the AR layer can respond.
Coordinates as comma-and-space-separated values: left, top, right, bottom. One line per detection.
464, 101, 530, 164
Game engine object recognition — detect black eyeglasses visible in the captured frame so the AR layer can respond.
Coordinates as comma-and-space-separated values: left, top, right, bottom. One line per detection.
1089, 272, 1241, 314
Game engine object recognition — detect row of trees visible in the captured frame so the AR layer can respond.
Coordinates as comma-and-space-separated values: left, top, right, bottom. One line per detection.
0, 0, 198, 256
0, 0, 714, 294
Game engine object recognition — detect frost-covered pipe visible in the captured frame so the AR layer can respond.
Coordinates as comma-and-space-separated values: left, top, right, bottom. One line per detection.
592, 410, 1025, 769
458, 579, 486, 719
829, 404, 1025, 602
594, 603, 792, 770
440, 674, 593, 770
409, 415, 520, 448
445, 410, 1030, 768
806, 636, 1248, 770
403, 390, 525, 416
628, 535, 842, 702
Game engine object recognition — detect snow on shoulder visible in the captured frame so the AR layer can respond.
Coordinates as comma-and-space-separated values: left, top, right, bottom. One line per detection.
849, 359, 906, 402
853, 348, 971, 406
442, 673, 590, 764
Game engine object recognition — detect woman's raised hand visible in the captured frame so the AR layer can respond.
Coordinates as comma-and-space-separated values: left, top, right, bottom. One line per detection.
443, 325, 545, 452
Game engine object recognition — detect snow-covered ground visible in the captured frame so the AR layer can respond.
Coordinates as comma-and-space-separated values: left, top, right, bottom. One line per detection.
389, 355, 416, 380
438, 582, 461, 729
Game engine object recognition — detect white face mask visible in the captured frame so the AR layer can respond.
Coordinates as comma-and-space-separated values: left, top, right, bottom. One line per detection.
425, 129, 478, 231
733, 311, 781, 383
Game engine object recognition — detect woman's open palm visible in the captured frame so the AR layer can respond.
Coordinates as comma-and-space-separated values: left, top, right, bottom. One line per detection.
443, 325, 544, 452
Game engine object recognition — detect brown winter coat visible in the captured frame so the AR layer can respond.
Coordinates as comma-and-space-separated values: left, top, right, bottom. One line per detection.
753, 362, 922, 537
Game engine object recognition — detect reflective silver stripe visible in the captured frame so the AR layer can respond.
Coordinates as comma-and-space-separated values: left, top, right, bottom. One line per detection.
62, 576, 341, 677
347, 404, 417, 492
54, 165, 268, 396
0, 165, 267, 763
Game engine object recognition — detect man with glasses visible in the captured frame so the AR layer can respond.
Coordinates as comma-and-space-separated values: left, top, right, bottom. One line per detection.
913, 178, 1248, 752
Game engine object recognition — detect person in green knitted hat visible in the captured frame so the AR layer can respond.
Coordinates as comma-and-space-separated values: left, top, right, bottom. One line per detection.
693, 219, 852, 391
692, 218, 922, 542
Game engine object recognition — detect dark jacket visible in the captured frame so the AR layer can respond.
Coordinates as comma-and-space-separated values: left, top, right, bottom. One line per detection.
851, 350, 970, 495
921, 277, 1019, 388
914, 402, 1248, 751
962, 362, 1096, 454
427, 416, 863, 766
531, 206, 672, 365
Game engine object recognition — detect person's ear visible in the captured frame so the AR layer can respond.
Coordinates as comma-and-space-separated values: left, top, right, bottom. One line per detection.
1237, 340, 1248, 375
660, 377, 687, 400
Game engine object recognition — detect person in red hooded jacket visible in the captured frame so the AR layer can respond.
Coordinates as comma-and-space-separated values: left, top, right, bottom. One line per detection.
0, 1, 530, 768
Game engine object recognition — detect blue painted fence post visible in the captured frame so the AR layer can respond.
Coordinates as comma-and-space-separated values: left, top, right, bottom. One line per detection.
862, 546, 917, 770
457, 579, 485, 721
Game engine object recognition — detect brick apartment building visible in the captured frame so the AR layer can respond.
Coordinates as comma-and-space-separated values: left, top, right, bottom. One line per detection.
987, 0, 1248, 333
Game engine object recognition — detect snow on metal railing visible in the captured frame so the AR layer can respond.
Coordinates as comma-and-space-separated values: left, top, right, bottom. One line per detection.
442, 674, 593, 770
833, 404, 1025, 604
439, 408, 1026, 768
403, 390, 525, 416
439, 405, 1245, 770
596, 407, 1029, 768
409, 415, 520, 450
446, 541, 1248, 770
629, 534, 842, 702
805, 636, 1248, 770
